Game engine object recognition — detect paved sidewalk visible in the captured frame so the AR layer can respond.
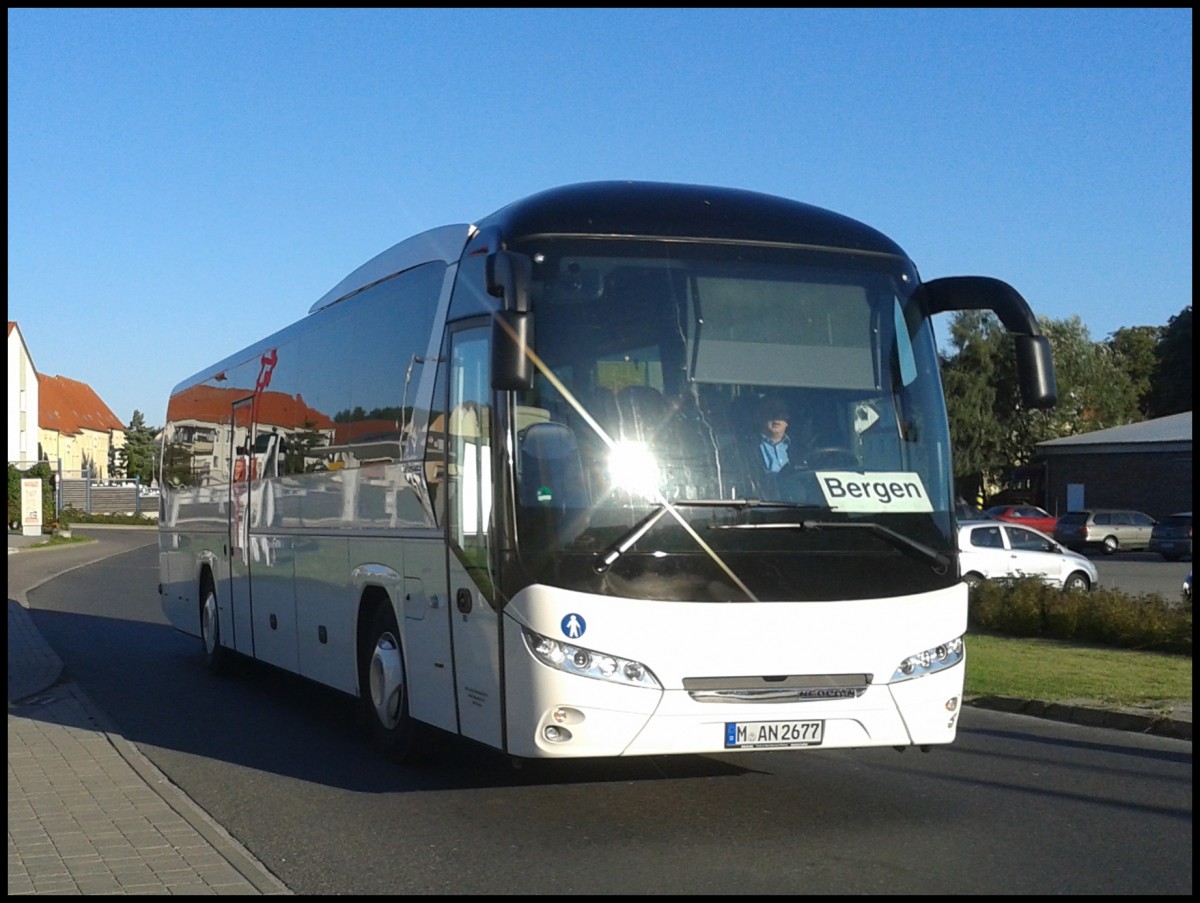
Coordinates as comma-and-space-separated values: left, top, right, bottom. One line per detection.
6, 531, 1191, 896
8, 532, 290, 895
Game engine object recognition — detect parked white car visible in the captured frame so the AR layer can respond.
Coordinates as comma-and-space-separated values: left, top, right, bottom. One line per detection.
958, 520, 1098, 591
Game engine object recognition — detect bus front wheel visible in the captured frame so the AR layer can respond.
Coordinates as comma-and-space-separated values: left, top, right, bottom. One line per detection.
361, 603, 417, 761
200, 577, 229, 674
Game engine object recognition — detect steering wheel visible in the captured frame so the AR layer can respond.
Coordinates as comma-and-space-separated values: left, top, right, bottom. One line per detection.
804, 446, 859, 470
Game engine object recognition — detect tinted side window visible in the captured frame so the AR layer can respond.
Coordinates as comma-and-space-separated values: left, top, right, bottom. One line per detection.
971, 526, 1003, 549
1132, 513, 1154, 526
1010, 526, 1051, 551
1094, 512, 1111, 525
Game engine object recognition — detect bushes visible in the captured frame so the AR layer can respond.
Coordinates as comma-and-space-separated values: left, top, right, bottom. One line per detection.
59, 507, 157, 527
968, 578, 1191, 655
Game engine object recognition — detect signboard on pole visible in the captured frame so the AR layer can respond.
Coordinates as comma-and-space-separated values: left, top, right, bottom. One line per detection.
21, 478, 43, 537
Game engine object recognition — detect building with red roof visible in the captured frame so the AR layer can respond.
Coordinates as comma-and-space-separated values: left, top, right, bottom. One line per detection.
38, 373, 127, 480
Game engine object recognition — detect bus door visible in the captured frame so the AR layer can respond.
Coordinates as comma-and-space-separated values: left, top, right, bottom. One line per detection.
227, 397, 256, 656
443, 324, 503, 748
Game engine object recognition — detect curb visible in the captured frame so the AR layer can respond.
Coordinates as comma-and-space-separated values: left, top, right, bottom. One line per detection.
966, 695, 1192, 741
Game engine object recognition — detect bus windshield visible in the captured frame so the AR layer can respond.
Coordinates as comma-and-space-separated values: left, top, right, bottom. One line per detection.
507, 238, 955, 602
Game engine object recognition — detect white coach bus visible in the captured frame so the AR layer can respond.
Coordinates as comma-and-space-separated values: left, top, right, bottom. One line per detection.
158, 181, 1056, 761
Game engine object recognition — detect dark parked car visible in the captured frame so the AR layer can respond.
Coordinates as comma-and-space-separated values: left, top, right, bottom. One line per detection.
985, 504, 1058, 534
1149, 511, 1192, 561
1053, 508, 1157, 555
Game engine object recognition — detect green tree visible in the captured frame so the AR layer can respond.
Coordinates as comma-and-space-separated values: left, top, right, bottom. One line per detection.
1148, 305, 1192, 417
941, 312, 1141, 499
1106, 325, 1162, 418
1027, 315, 1140, 439
122, 410, 160, 485
109, 442, 128, 479
940, 310, 1008, 487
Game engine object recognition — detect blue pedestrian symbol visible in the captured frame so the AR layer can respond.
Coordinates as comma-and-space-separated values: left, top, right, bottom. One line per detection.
562, 613, 585, 639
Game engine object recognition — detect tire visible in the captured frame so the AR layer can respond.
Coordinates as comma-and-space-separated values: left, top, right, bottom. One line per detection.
1102, 535, 1119, 555
360, 603, 418, 761
199, 576, 230, 674
963, 572, 985, 589
1063, 571, 1091, 592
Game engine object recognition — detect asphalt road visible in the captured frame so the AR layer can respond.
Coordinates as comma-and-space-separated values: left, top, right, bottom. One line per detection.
12, 528, 1193, 895
1088, 550, 1191, 599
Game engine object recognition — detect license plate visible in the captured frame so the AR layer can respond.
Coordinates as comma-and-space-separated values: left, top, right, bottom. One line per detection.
724, 719, 824, 749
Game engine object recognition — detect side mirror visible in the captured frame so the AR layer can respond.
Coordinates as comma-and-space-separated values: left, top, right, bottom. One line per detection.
492, 309, 533, 391
1013, 334, 1056, 408
487, 250, 534, 390
921, 276, 1058, 409
486, 250, 531, 313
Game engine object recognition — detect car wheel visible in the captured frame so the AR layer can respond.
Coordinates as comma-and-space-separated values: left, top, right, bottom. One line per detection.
1063, 571, 1091, 592
1102, 536, 1119, 555
963, 572, 985, 589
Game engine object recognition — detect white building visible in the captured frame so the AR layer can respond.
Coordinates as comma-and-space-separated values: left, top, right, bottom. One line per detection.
7, 321, 40, 467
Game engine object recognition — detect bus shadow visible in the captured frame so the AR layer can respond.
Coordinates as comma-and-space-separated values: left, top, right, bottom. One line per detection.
15, 603, 750, 794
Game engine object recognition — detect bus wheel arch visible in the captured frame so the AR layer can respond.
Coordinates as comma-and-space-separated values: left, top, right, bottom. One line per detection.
357, 589, 417, 760
963, 572, 985, 589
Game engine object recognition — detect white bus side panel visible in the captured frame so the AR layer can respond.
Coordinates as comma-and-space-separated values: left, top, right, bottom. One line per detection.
294, 535, 354, 694
248, 533, 298, 672
448, 554, 503, 750
502, 584, 966, 758
400, 537, 459, 735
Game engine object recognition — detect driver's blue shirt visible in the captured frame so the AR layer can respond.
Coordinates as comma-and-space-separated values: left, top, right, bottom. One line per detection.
759, 434, 790, 473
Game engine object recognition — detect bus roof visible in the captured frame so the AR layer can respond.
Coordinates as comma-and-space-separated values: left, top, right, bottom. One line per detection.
475, 180, 909, 258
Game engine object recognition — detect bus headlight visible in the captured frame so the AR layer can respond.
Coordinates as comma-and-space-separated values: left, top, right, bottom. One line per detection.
890, 636, 964, 682
523, 628, 662, 689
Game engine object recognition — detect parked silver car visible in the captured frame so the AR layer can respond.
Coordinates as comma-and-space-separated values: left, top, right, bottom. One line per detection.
1052, 508, 1157, 555
958, 520, 1097, 591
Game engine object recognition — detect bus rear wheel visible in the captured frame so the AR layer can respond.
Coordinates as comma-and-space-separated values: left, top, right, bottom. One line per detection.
361, 603, 417, 761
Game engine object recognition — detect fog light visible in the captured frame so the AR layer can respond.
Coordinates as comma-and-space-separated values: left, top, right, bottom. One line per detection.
543, 724, 572, 743
552, 708, 568, 724
945, 696, 959, 712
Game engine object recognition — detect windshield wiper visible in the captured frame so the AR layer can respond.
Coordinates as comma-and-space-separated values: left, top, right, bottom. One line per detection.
713, 518, 951, 574
592, 498, 806, 573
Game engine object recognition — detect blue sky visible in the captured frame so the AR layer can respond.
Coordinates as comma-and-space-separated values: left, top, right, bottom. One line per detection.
8, 8, 1192, 427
